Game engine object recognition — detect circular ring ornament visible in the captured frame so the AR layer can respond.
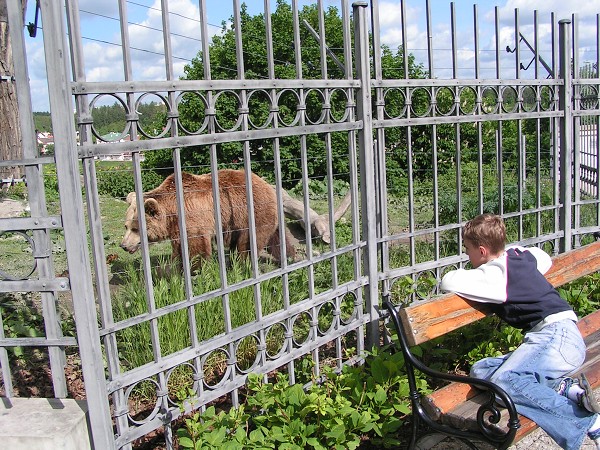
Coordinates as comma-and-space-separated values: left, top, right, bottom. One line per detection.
435, 87, 456, 116
265, 321, 288, 360
339, 292, 358, 325
235, 334, 261, 373
521, 86, 537, 112
501, 86, 518, 113
247, 89, 274, 130
540, 86, 555, 111
304, 89, 327, 125
135, 92, 171, 139
291, 311, 313, 346
0, 231, 37, 280
329, 88, 351, 123
411, 87, 433, 117
414, 270, 438, 300
481, 86, 499, 114
176, 91, 210, 135
276, 89, 301, 127
166, 362, 197, 405
213, 90, 244, 132
581, 85, 599, 110
383, 88, 407, 119
125, 378, 161, 425
459, 86, 477, 115
201, 348, 231, 389
89, 94, 131, 142
317, 301, 336, 335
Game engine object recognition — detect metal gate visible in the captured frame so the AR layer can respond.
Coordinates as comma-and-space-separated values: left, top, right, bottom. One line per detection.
1, 1, 599, 449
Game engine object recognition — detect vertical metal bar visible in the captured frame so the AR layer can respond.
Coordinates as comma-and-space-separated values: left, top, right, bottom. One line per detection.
65, 0, 126, 443
263, 0, 285, 378
515, 8, 524, 238
551, 12, 561, 245
427, 0, 434, 77
8, 0, 67, 398
534, 11, 539, 79
370, 0, 389, 292
340, 0, 359, 368
231, 0, 253, 406
572, 14, 581, 246
495, 7, 504, 216
559, 19, 573, 252
514, 8, 520, 79
596, 15, 600, 225
158, 5, 177, 446
451, 2, 457, 79
474, 5, 484, 214
190, 0, 213, 409
495, 7, 501, 79
534, 11, 542, 236
427, 0, 441, 260
312, 0, 329, 377
38, 0, 114, 447
400, 0, 416, 268
354, 1, 379, 347
289, 0, 305, 385
451, 2, 462, 232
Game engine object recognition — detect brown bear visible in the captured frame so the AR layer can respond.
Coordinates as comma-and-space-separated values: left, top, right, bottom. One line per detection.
120, 169, 295, 265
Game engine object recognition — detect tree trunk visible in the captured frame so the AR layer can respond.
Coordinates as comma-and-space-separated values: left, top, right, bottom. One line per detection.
0, 0, 26, 182
281, 189, 352, 244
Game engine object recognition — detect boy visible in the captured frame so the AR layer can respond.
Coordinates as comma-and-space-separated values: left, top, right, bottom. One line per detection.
440, 214, 600, 450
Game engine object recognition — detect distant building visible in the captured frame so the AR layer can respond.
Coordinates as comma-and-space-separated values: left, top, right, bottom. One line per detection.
97, 133, 143, 161
37, 131, 54, 154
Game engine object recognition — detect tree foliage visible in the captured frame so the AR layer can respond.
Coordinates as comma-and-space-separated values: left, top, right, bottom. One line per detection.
142, 1, 427, 188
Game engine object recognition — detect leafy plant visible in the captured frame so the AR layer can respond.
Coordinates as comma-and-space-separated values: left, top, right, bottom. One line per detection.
175, 350, 428, 449
558, 272, 600, 317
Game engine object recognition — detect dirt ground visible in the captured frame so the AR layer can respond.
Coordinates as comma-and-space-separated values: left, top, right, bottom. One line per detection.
0, 198, 28, 218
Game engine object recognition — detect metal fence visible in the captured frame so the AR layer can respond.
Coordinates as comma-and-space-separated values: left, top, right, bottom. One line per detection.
1, 1, 599, 449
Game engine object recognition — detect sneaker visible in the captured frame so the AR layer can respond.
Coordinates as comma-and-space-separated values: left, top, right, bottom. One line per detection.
558, 375, 600, 413
557, 377, 575, 397
579, 374, 600, 414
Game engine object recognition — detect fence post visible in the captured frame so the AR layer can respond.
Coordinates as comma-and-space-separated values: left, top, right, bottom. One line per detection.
353, 1, 379, 348
559, 19, 573, 252
39, 0, 115, 448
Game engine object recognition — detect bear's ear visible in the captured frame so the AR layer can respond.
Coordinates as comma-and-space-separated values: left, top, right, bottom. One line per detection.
126, 192, 136, 205
144, 198, 161, 218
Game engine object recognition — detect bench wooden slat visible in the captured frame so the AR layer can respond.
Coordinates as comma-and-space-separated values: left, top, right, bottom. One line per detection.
399, 241, 600, 346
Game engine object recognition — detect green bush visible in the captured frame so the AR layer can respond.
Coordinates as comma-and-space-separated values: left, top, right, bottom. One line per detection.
95, 166, 163, 198
176, 348, 428, 449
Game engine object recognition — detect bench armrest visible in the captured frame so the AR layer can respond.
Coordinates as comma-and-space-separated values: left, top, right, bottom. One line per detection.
383, 299, 520, 449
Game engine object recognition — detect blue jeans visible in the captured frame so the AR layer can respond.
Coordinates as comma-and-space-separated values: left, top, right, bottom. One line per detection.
470, 319, 598, 450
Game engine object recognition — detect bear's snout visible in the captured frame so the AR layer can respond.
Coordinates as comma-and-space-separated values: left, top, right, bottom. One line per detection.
120, 231, 141, 254
120, 241, 140, 253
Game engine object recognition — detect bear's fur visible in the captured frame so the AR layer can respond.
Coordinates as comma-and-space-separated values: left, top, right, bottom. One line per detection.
120, 170, 295, 265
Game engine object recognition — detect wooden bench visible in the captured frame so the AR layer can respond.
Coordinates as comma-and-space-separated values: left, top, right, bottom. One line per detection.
383, 241, 600, 450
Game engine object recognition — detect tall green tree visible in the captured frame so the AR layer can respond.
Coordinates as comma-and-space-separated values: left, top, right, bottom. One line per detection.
143, 1, 427, 188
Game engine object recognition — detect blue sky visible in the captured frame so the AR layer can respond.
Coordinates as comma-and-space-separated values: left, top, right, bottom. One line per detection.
23, 0, 600, 112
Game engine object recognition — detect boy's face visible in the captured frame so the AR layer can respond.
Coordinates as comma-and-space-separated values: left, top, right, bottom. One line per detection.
463, 238, 487, 268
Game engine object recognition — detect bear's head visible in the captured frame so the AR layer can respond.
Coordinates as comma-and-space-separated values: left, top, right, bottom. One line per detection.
120, 192, 169, 253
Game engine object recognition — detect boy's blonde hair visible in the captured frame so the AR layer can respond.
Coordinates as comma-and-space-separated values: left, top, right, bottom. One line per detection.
462, 214, 506, 254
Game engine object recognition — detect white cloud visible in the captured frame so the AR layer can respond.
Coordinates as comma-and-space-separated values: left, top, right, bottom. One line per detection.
374, 0, 600, 79
24, 0, 221, 111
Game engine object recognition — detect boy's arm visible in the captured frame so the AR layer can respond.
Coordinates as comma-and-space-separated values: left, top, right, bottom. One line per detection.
440, 260, 507, 304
